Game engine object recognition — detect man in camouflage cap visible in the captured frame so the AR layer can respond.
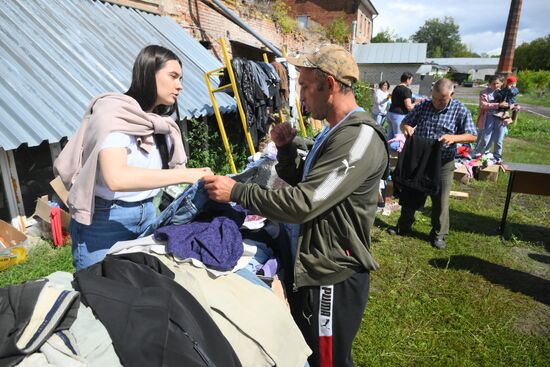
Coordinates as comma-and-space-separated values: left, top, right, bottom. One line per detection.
204, 44, 388, 367
287, 44, 360, 87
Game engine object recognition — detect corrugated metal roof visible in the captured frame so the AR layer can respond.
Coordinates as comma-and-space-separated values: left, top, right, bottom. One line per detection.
427, 58, 499, 74
353, 43, 427, 64
0, 0, 236, 150
428, 58, 500, 66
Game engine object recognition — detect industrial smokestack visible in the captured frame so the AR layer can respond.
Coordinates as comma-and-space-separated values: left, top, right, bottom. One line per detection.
497, 0, 523, 75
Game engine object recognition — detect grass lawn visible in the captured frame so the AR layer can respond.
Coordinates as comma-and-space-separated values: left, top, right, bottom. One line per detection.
516, 94, 550, 108
1, 111, 549, 366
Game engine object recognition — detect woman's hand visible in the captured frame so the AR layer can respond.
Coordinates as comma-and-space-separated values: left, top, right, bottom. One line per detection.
183, 167, 213, 183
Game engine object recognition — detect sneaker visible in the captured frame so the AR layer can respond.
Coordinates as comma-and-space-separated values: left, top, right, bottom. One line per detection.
431, 238, 446, 249
495, 158, 503, 165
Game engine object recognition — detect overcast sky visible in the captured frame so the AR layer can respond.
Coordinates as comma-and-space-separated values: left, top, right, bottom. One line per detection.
371, 0, 549, 55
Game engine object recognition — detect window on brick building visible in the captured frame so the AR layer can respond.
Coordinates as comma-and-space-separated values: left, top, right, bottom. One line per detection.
297, 15, 308, 29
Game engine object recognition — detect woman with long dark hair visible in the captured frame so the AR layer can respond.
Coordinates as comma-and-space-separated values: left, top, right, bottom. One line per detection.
54, 45, 211, 270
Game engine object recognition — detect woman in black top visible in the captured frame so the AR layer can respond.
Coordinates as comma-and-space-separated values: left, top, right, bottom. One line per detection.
387, 72, 414, 140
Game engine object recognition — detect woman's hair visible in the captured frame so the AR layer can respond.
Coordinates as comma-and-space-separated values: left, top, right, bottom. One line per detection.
400, 72, 413, 82
125, 45, 182, 116
379, 80, 390, 89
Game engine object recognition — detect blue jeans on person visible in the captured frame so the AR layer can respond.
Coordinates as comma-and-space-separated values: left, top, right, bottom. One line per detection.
71, 197, 156, 271
475, 114, 506, 159
386, 112, 406, 140
372, 112, 386, 126
140, 180, 212, 237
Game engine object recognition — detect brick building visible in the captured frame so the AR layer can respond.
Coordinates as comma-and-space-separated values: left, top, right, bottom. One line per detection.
281, 0, 378, 44
105, 0, 328, 59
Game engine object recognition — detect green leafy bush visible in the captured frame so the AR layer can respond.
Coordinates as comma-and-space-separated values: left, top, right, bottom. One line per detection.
272, 1, 297, 34
185, 117, 248, 175
353, 81, 373, 112
516, 70, 550, 98
326, 17, 350, 44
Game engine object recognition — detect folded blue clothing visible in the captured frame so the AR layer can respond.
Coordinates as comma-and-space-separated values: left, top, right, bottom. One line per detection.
154, 217, 244, 271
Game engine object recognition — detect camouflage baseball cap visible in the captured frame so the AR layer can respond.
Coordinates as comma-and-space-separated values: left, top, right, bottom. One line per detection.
287, 45, 359, 87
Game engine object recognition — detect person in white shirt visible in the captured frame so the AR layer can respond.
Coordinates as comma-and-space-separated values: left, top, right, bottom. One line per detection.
55, 45, 212, 270
372, 80, 391, 125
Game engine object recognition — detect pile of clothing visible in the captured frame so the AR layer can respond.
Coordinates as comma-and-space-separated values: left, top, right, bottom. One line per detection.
1, 153, 313, 366
454, 144, 500, 180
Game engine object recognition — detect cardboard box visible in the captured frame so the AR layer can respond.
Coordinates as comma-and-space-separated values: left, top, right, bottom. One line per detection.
453, 165, 471, 184
50, 176, 69, 207
0, 219, 27, 249
0, 219, 28, 270
33, 195, 71, 230
478, 165, 501, 182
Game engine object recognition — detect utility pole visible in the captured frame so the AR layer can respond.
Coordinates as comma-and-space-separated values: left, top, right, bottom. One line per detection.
497, 0, 522, 75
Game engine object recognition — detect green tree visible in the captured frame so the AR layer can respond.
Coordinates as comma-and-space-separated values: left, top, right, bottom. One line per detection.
371, 28, 407, 43
411, 16, 474, 57
514, 34, 550, 71
454, 43, 481, 57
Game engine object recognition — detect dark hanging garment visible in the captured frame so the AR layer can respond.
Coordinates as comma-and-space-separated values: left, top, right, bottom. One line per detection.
393, 135, 442, 210
271, 61, 289, 102
258, 61, 281, 111
73, 253, 242, 367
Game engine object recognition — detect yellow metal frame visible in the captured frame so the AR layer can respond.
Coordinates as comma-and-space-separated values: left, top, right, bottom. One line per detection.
204, 38, 256, 174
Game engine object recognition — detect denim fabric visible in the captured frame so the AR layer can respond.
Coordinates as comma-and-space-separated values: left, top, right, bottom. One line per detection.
284, 223, 301, 261
242, 239, 274, 274
372, 112, 386, 125
474, 115, 506, 159
386, 112, 406, 141
71, 197, 156, 271
235, 268, 271, 289
140, 180, 212, 237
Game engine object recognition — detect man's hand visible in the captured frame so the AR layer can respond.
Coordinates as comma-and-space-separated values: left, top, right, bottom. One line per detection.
203, 175, 236, 203
401, 124, 415, 137
438, 134, 455, 145
270, 122, 297, 147
498, 101, 509, 109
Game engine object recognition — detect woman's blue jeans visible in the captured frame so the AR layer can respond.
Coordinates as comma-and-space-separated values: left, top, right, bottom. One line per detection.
71, 197, 156, 271
475, 115, 506, 159
372, 112, 386, 126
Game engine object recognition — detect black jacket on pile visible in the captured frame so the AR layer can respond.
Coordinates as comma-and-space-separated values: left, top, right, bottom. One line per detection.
394, 135, 442, 210
73, 253, 242, 367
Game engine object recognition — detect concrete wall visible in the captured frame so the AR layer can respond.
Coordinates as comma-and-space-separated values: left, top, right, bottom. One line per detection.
359, 63, 422, 92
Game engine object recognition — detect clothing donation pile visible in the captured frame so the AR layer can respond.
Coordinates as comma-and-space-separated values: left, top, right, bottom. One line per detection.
0, 152, 312, 367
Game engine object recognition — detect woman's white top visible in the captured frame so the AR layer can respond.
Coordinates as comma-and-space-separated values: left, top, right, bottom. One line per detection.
373, 89, 390, 115
95, 132, 170, 202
